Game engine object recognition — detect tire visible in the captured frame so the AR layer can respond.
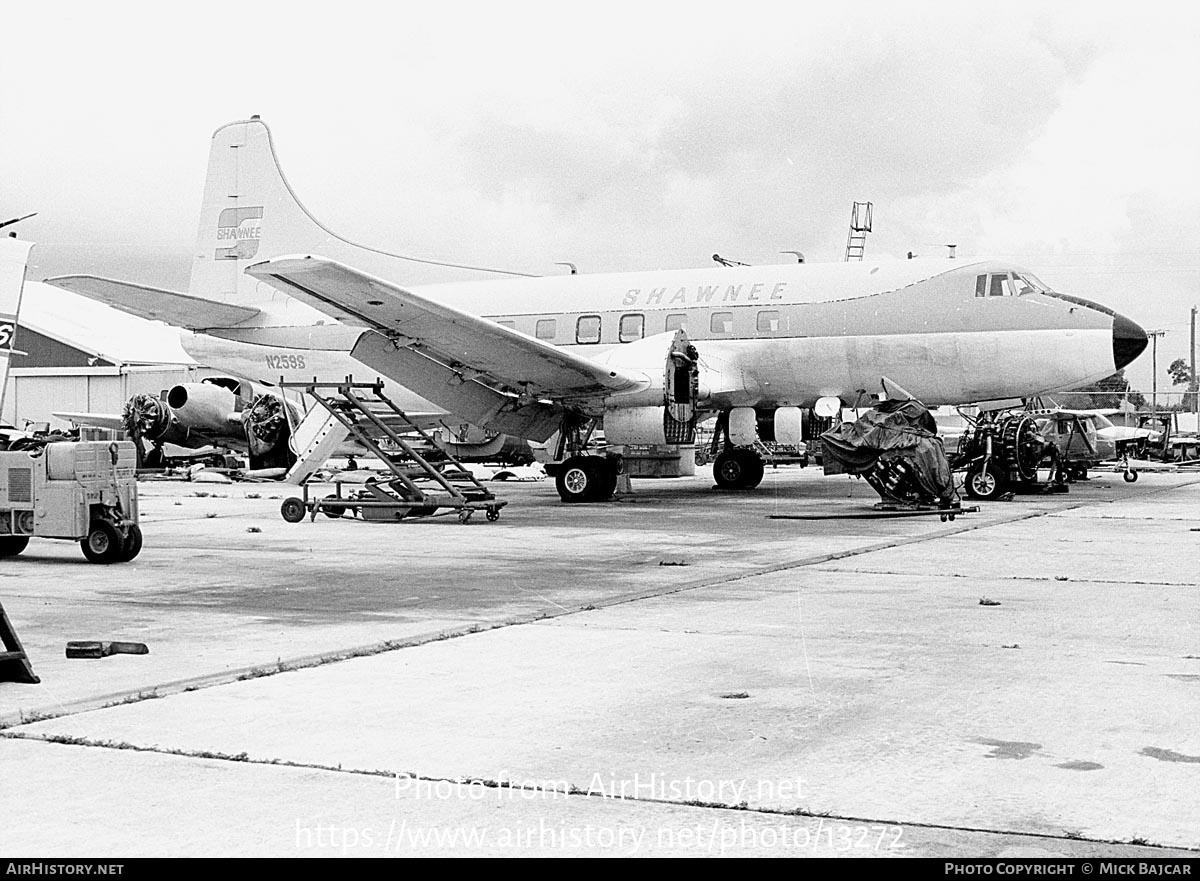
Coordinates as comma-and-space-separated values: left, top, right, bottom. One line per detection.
745, 453, 765, 488
964, 464, 1005, 501
713, 448, 764, 490
319, 496, 345, 518
81, 520, 124, 564
121, 525, 143, 562
112, 524, 143, 563
1123, 470, 1139, 483
0, 536, 29, 557
594, 459, 619, 500
555, 455, 613, 502
280, 497, 307, 523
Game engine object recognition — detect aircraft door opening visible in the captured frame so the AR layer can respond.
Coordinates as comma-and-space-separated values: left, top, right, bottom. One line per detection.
664, 332, 699, 444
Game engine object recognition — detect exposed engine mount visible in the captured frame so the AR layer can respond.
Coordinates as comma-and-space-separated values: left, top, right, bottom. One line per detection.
596, 330, 700, 447
121, 377, 298, 470
242, 393, 296, 468
122, 394, 177, 444
952, 412, 1058, 500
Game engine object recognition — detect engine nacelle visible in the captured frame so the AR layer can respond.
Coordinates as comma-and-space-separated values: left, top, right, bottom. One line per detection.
596, 330, 702, 446
592, 331, 677, 407
165, 382, 242, 434
603, 406, 670, 445
729, 406, 804, 446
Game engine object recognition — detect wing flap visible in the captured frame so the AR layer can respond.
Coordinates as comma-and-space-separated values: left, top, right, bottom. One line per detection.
244, 256, 646, 400
44, 275, 260, 330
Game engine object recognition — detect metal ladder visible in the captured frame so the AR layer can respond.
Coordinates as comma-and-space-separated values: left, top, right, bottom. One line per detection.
844, 201, 873, 261
279, 380, 505, 523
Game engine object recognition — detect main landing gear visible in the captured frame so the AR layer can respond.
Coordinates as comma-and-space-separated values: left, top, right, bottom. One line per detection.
555, 455, 620, 503
712, 446, 765, 490
707, 409, 766, 490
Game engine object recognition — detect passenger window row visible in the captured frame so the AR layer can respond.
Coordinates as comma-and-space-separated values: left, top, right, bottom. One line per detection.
499, 310, 785, 344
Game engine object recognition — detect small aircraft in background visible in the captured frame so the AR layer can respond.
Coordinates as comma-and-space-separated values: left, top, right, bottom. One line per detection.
55, 376, 299, 470
1032, 408, 1156, 482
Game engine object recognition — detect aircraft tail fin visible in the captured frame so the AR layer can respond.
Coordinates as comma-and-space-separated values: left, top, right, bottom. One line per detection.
191, 118, 532, 319
0, 237, 34, 417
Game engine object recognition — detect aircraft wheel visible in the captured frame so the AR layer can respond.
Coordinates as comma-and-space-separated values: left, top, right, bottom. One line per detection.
594, 459, 619, 500
81, 520, 124, 564
280, 497, 307, 523
1124, 470, 1139, 483
486, 508, 501, 522
714, 448, 764, 490
556, 455, 613, 502
746, 453, 765, 488
0, 536, 29, 557
964, 464, 1005, 501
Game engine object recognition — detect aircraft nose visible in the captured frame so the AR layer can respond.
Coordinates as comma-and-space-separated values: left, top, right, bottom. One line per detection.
1113, 313, 1148, 370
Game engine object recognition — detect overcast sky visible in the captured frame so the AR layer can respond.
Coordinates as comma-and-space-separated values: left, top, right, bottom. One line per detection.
2, 1, 1197, 397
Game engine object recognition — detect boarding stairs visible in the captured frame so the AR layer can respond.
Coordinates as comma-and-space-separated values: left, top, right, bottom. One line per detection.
279, 380, 505, 524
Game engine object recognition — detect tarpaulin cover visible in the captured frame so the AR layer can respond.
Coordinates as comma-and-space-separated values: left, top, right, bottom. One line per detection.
820, 399, 955, 503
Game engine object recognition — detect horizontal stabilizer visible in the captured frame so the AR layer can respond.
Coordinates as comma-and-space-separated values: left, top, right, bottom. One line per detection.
44, 275, 260, 330
53, 411, 125, 431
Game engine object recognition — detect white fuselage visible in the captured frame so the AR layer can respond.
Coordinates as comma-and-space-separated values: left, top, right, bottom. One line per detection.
204, 257, 1126, 415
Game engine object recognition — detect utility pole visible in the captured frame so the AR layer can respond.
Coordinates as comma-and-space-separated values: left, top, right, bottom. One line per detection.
1147, 330, 1166, 415
1191, 307, 1197, 416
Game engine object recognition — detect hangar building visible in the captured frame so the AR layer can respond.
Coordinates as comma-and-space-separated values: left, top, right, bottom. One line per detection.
2, 281, 198, 429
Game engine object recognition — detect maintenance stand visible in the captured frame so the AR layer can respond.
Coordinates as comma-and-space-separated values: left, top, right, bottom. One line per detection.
278, 380, 506, 525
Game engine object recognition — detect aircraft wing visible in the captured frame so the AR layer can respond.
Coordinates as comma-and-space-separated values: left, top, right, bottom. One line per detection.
54, 411, 125, 431
44, 275, 259, 330
245, 256, 647, 401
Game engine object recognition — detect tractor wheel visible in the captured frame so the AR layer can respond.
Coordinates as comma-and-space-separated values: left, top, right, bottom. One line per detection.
81, 520, 124, 564
0, 536, 29, 557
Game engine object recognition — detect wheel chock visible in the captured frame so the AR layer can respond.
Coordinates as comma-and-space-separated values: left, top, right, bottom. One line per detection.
66, 641, 150, 659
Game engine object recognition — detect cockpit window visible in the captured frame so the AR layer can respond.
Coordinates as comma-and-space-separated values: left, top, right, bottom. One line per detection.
1015, 272, 1048, 294
976, 271, 1047, 298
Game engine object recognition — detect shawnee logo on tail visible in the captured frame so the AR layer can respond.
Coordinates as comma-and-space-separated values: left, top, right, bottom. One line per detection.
215, 207, 263, 260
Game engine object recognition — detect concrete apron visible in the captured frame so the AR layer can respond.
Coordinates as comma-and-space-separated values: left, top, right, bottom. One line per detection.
5, 476, 1199, 854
